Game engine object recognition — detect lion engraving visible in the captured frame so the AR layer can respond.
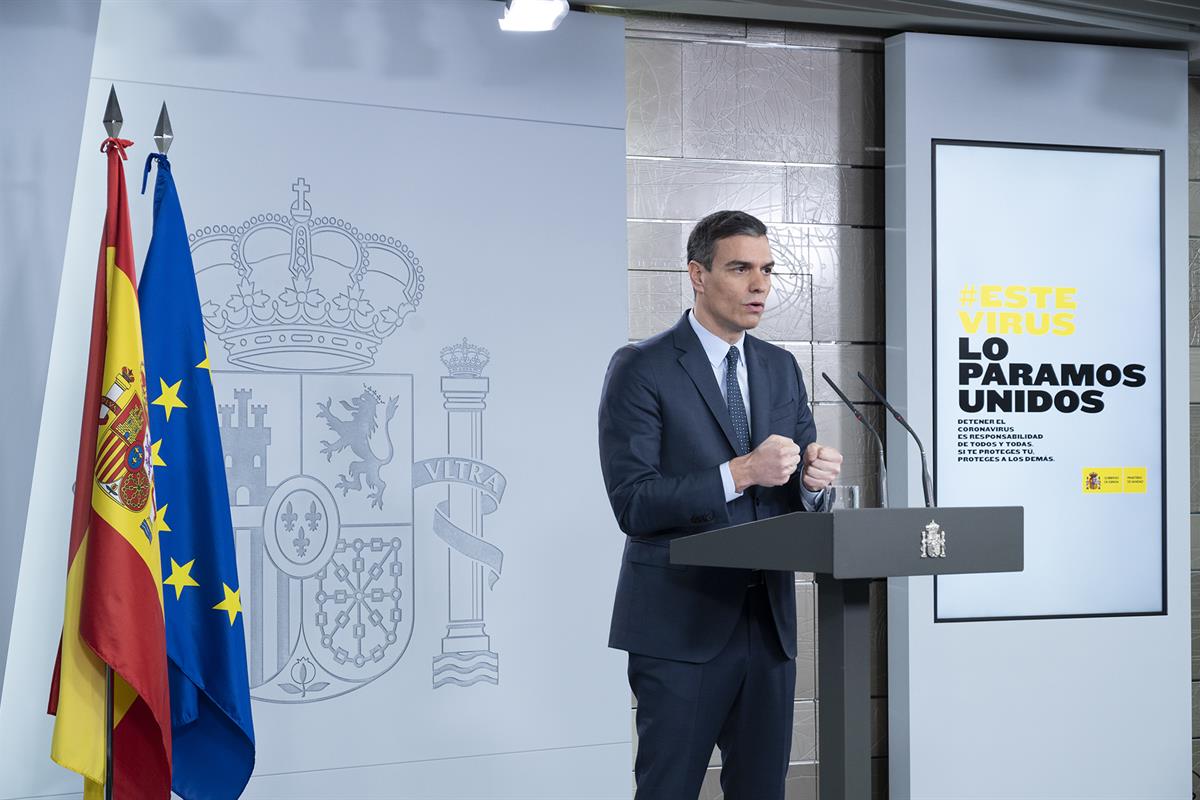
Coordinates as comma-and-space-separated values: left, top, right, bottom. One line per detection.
317, 387, 399, 509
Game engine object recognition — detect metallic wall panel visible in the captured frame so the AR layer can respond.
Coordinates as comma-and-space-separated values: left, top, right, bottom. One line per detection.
1194, 681, 1199, 741
811, 343, 885, 403
681, 42, 883, 166
871, 696, 888, 758
628, 220, 687, 270
700, 763, 819, 800
627, 270, 812, 342
628, 156, 788, 221
740, 46, 883, 168
1190, 181, 1200, 237
1194, 742, 1200, 799
682, 41, 744, 161
1192, 347, 1200, 400
870, 577, 888, 697
873, 758, 889, 800
756, 272, 814, 342
791, 700, 817, 763
784, 27, 884, 50
1190, 239, 1200, 346
1193, 404, 1200, 513
1190, 78, 1199, 180
786, 165, 884, 226
1192, 513, 1199, 569
627, 39, 684, 157
623, 11, 747, 40
746, 21, 788, 44
796, 580, 816, 701
783, 342, 816, 384
813, 404, 885, 509
784, 763, 819, 799
628, 270, 690, 340
771, 224, 884, 342
1193, 570, 1200, 679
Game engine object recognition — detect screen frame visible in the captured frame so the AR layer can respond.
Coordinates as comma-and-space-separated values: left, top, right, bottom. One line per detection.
929, 137, 1167, 624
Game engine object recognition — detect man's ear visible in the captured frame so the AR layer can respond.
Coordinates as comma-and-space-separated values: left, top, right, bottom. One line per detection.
687, 260, 705, 295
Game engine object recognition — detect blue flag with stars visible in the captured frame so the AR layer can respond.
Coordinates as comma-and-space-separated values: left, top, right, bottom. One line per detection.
139, 153, 255, 800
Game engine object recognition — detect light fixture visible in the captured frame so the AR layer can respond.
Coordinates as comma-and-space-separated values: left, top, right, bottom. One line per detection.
498, 0, 569, 32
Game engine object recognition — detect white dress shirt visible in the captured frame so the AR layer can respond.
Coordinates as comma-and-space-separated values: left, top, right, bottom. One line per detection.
687, 310, 824, 509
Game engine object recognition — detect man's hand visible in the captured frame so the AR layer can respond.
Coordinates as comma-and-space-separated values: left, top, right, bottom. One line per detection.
801, 443, 842, 492
729, 434, 801, 492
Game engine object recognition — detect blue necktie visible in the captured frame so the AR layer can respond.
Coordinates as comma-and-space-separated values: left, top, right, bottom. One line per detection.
725, 346, 750, 456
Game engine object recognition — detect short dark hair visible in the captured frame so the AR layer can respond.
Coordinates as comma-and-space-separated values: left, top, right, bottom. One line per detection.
686, 210, 768, 270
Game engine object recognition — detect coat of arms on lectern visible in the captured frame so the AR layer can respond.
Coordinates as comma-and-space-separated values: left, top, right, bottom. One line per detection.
920, 519, 947, 559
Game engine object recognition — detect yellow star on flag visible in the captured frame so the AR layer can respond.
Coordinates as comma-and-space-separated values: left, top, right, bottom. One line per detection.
163, 558, 199, 600
152, 503, 172, 537
152, 377, 188, 421
213, 583, 243, 625
150, 438, 166, 468
196, 342, 211, 372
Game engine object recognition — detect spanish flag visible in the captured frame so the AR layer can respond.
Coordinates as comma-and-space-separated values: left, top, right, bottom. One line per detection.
48, 137, 172, 799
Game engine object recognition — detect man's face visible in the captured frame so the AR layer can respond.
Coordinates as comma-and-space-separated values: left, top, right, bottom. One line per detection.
689, 234, 773, 339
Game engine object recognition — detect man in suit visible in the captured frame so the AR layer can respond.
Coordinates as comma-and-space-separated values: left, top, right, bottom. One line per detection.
598, 210, 842, 799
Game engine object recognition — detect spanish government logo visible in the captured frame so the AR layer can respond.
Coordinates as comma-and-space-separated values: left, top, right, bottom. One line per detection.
191, 179, 507, 702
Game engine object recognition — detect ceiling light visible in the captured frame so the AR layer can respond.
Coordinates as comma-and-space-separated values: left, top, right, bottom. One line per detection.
498, 0, 569, 32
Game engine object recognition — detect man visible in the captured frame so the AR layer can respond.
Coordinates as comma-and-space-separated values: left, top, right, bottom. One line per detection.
598, 210, 842, 799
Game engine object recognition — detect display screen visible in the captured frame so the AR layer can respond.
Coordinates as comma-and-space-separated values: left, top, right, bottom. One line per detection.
932, 140, 1164, 621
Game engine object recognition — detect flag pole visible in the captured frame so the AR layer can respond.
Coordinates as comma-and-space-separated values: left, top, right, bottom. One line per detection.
104, 666, 114, 800
101, 83, 122, 800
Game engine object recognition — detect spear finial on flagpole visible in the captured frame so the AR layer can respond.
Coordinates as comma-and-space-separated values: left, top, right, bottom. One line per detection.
103, 84, 122, 138
154, 102, 173, 155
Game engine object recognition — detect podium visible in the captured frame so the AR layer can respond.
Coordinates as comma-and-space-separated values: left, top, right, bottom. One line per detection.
670, 505, 1023, 800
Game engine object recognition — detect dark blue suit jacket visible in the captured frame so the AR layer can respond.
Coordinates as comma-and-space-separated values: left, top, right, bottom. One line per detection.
599, 313, 830, 663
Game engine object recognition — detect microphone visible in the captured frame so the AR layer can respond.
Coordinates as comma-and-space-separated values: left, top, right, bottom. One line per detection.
820, 372, 887, 508
856, 371, 935, 508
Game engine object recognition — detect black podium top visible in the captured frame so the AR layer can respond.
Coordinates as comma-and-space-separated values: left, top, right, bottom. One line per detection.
669, 506, 1023, 579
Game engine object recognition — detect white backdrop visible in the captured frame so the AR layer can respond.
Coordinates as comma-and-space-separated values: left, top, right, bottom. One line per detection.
885, 34, 1189, 799
0, 2, 631, 797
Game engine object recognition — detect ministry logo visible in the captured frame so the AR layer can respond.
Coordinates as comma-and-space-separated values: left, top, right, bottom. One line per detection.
192, 179, 507, 702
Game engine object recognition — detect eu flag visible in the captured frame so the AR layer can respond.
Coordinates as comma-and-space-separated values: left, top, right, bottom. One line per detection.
139, 153, 256, 800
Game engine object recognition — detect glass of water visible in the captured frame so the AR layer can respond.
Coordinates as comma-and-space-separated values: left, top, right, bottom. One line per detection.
833, 484, 861, 510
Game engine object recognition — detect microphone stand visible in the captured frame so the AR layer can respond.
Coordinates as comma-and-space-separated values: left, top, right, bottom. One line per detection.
856, 371, 935, 508
820, 373, 887, 508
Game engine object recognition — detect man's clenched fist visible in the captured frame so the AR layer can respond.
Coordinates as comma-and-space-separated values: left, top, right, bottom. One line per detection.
801, 442, 842, 492
730, 434, 801, 492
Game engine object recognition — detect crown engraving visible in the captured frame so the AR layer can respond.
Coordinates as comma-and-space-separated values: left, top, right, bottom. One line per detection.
440, 339, 490, 377
192, 178, 425, 372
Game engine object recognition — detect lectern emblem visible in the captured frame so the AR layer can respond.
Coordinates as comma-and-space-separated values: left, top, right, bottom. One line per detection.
920, 520, 946, 559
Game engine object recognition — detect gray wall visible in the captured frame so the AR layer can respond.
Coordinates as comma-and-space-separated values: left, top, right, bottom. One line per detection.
0, 0, 100, 702
617, 10, 888, 798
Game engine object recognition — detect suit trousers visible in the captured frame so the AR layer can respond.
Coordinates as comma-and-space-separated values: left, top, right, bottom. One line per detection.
628, 583, 796, 800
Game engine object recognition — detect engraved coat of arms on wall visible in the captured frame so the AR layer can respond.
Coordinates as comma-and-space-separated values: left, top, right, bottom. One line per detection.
191, 179, 506, 702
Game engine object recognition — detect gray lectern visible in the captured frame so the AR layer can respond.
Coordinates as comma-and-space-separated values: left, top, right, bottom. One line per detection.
670, 505, 1023, 800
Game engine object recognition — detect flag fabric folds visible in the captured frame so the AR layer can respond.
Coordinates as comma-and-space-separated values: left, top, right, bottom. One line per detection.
138, 152, 256, 800
49, 138, 173, 800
